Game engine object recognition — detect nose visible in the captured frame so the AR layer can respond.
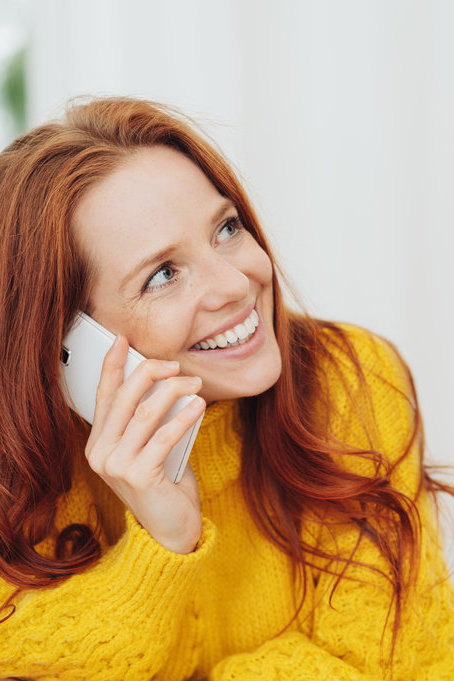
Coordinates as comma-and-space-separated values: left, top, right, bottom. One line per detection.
189, 250, 250, 310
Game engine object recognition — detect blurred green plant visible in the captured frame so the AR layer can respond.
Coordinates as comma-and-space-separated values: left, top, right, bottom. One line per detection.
1, 46, 26, 133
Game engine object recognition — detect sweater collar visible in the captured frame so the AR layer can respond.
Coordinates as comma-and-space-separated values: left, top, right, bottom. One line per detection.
189, 398, 243, 500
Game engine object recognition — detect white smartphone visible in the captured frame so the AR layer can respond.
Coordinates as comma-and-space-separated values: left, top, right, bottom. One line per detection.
60, 312, 204, 483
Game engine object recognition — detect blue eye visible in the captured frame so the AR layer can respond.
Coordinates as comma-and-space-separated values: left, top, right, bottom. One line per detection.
144, 262, 177, 291
142, 215, 244, 293
218, 216, 242, 241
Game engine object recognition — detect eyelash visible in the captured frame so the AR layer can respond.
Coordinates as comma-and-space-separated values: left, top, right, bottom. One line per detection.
141, 215, 245, 294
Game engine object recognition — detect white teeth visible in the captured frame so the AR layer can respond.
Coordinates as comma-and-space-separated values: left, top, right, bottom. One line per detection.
192, 308, 259, 350
233, 322, 248, 340
244, 317, 255, 334
225, 329, 238, 343
213, 334, 228, 348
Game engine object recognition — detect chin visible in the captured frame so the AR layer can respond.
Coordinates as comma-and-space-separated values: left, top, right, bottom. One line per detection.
204, 361, 282, 404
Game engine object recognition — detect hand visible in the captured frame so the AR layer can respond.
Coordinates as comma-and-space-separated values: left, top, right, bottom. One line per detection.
85, 335, 205, 554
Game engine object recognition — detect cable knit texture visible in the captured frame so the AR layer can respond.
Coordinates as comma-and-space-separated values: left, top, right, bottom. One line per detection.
1, 322, 453, 679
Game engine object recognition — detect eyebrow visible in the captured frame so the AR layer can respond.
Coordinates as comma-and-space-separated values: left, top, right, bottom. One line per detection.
119, 198, 236, 293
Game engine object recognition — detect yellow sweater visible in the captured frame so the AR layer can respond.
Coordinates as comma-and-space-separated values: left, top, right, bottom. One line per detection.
1, 323, 453, 680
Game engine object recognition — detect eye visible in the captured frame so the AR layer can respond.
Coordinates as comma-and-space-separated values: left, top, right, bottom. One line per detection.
142, 214, 244, 294
143, 261, 178, 292
217, 215, 244, 241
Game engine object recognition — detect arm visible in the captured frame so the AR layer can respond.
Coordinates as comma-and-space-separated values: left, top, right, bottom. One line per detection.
0, 511, 216, 679
211, 632, 378, 681
1, 335, 215, 678
209, 324, 454, 681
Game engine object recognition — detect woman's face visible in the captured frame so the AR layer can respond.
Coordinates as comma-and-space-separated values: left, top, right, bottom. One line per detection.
73, 145, 282, 404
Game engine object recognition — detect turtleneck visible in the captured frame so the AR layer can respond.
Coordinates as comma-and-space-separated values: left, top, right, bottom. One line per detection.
188, 398, 244, 500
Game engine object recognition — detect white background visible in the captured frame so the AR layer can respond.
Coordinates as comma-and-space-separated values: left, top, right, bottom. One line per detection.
4, 0, 454, 560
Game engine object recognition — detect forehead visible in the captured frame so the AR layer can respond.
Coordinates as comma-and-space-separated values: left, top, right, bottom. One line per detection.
72, 145, 223, 274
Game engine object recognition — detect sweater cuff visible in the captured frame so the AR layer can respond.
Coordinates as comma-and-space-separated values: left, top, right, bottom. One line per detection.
93, 511, 216, 627
124, 508, 217, 558
122, 507, 217, 565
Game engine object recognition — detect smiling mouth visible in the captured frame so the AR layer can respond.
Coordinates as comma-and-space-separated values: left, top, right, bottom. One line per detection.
190, 308, 259, 350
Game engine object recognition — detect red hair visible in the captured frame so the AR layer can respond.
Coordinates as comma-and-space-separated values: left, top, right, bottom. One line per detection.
0, 97, 450, 662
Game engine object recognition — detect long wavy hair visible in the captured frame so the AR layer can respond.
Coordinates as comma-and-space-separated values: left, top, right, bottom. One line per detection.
0, 97, 450, 664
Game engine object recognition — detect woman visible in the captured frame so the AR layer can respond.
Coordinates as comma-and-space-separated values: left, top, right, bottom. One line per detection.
0, 96, 453, 680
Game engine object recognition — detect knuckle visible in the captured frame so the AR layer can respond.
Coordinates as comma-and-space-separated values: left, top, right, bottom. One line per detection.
134, 401, 153, 422
175, 406, 193, 423
89, 461, 102, 476
140, 358, 160, 377
85, 433, 94, 451
103, 458, 123, 480
154, 424, 173, 446
85, 444, 103, 473
95, 382, 110, 404
109, 385, 129, 410
85, 440, 97, 460
103, 349, 124, 371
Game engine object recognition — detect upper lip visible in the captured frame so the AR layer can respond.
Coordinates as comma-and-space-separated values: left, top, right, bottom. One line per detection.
192, 301, 256, 346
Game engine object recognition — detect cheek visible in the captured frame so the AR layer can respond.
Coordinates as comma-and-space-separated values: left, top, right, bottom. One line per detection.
249, 243, 274, 286
129, 306, 193, 359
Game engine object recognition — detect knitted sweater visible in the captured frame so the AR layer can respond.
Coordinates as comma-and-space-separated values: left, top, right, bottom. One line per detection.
1, 322, 453, 680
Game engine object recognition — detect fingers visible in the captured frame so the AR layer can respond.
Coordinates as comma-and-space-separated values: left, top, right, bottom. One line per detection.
98, 359, 185, 445
89, 389, 205, 486
83, 339, 205, 554
85, 333, 206, 479
94, 375, 204, 479
119, 375, 203, 452
88, 334, 180, 446
118, 394, 206, 486
88, 335, 129, 442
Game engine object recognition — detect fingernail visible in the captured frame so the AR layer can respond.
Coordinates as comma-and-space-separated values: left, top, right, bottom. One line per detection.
163, 360, 180, 369
113, 335, 120, 348
188, 376, 202, 385
189, 396, 204, 409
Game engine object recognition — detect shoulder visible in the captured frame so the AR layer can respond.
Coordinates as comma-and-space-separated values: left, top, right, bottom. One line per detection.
318, 321, 417, 430
319, 321, 413, 395
316, 321, 422, 497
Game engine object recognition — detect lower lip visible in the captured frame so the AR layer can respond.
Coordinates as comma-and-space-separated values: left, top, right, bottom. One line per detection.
188, 312, 265, 359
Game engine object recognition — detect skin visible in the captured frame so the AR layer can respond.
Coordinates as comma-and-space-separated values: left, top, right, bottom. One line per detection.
74, 145, 282, 405
73, 145, 282, 553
